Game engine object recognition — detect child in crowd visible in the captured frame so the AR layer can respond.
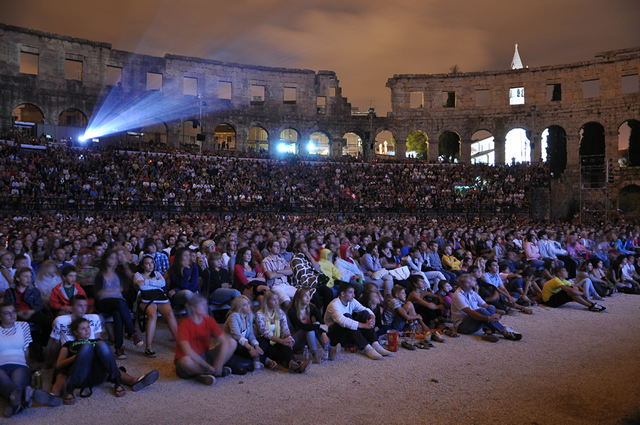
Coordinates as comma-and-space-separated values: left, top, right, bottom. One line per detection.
384, 285, 429, 333
433, 280, 454, 313
49, 266, 86, 316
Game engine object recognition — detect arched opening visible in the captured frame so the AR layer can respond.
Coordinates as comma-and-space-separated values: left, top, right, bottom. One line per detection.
505, 128, 531, 164
375, 130, 395, 156
58, 108, 88, 127
141, 121, 168, 146
579, 122, 606, 158
541, 125, 567, 177
580, 122, 606, 188
342, 132, 362, 157
438, 131, 460, 163
278, 128, 300, 154
406, 131, 428, 159
618, 119, 640, 167
247, 127, 269, 153
13, 103, 44, 124
471, 130, 494, 165
214, 123, 236, 151
309, 131, 331, 156
619, 185, 640, 215
181, 119, 201, 149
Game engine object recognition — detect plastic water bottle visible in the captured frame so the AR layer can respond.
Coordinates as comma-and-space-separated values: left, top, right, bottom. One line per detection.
323, 344, 330, 360
303, 345, 310, 362
410, 322, 417, 343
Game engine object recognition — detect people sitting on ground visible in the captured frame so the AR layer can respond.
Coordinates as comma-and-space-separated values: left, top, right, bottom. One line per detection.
404, 275, 454, 341
254, 290, 311, 373
451, 275, 523, 343
324, 281, 391, 360
134, 255, 179, 358
174, 295, 236, 385
334, 244, 365, 297
359, 242, 394, 298
286, 287, 335, 363
223, 296, 264, 369
359, 288, 388, 338
482, 259, 533, 315
426, 241, 457, 284
93, 249, 142, 360
541, 266, 606, 311
57, 317, 158, 405
200, 251, 241, 304
384, 285, 429, 334
48, 266, 86, 316
318, 248, 342, 291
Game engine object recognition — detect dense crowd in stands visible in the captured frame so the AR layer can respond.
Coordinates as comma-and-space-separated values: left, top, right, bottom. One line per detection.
0, 141, 549, 214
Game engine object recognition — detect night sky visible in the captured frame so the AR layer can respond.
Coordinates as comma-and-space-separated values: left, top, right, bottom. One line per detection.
2, 0, 639, 113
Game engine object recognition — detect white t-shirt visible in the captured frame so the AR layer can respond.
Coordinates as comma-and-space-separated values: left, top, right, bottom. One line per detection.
50, 313, 103, 345
0, 321, 32, 366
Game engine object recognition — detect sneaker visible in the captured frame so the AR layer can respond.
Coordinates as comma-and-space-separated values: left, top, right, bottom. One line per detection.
195, 374, 215, 386
132, 333, 143, 347
431, 332, 445, 343
144, 347, 157, 358
3, 404, 24, 418
363, 345, 383, 360
481, 334, 500, 343
33, 389, 63, 407
313, 348, 324, 364
521, 307, 533, 315
22, 386, 34, 408
372, 341, 391, 356
329, 343, 341, 361
132, 369, 159, 392
296, 360, 311, 374
219, 366, 232, 378
115, 348, 127, 360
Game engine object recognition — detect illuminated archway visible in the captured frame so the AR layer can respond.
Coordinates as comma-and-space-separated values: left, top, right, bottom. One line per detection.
308, 131, 331, 155
505, 128, 530, 164
618, 120, 640, 167
471, 130, 494, 165
247, 126, 269, 153
13, 103, 44, 124
278, 128, 300, 154
214, 123, 236, 150
406, 131, 428, 159
375, 130, 395, 156
58, 108, 88, 127
342, 132, 362, 157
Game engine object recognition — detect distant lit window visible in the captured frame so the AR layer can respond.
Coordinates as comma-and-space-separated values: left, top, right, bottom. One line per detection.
622, 74, 639, 94
65, 60, 83, 81
546, 83, 561, 101
146, 72, 163, 91
284, 87, 297, 104
106, 66, 122, 86
219, 81, 232, 100
583, 79, 599, 98
20, 52, 39, 75
476, 90, 489, 107
509, 87, 525, 105
183, 77, 198, 96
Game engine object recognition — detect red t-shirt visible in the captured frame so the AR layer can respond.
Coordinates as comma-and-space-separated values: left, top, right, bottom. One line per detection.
174, 316, 223, 363
15, 287, 30, 312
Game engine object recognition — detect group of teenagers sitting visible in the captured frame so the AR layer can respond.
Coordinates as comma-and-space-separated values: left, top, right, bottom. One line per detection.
0, 228, 624, 418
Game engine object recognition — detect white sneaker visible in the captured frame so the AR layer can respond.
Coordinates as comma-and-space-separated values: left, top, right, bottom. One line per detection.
372, 341, 391, 356
313, 348, 324, 364
363, 345, 383, 360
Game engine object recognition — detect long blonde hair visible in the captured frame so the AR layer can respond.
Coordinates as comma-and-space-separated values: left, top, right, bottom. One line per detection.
227, 295, 253, 319
260, 290, 281, 320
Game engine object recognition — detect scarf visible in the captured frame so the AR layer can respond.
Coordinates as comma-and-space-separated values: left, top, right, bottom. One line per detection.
264, 310, 280, 346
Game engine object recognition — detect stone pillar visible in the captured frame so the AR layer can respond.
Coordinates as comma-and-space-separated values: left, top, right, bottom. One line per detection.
395, 139, 406, 159
566, 134, 580, 168
235, 128, 247, 152
428, 139, 439, 162
605, 130, 619, 183
531, 130, 542, 162
494, 136, 506, 165
460, 140, 472, 164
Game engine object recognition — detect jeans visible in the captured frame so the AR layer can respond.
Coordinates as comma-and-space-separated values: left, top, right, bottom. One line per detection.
327, 310, 376, 350
527, 259, 546, 268
210, 288, 241, 304
292, 329, 320, 352
456, 306, 504, 335
0, 364, 31, 400
66, 341, 121, 392
439, 270, 457, 285
95, 297, 137, 349
171, 289, 197, 307
578, 278, 599, 298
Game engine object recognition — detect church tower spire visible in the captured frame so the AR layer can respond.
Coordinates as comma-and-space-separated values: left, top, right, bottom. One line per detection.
510, 44, 523, 70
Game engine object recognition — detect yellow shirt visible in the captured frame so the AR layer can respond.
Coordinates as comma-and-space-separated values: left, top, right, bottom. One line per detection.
441, 254, 462, 271
542, 277, 571, 302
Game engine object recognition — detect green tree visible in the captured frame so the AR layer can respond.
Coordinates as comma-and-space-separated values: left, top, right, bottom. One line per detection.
438, 131, 460, 163
546, 126, 567, 178
406, 131, 429, 159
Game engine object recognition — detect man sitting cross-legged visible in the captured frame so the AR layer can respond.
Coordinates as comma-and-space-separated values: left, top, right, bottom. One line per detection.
541, 266, 606, 312
324, 281, 391, 360
174, 295, 237, 385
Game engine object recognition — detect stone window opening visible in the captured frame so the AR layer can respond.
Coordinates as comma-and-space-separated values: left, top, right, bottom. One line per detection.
410, 92, 424, 109
330, 87, 337, 97
106, 66, 122, 86
622, 74, 639, 94
317, 96, 326, 115
20, 51, 39, 75
218, 81, 232, 100
583, 79, 600, 98
251, 85, 265, 104
65, 59, 83, 81
509, 87, 525, 105
183, 77, 198, 96
284, 87, 297, 104
476, 90, 490, 107
442, 91, 456, 108
546, 83, 562, 101
146, 72, 163, 91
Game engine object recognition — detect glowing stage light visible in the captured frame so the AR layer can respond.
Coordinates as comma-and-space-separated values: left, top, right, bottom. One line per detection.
277, 143, 287, 152
308, 142, 315, 152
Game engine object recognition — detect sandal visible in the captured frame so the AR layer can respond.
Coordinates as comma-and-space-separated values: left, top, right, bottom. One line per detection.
401, 341, 416, 351
63, 392, 76, 406
114, 384, 126, 398
503, 332, 523, 341
265, 359, 278, 370
442, 328, 460, 338
414, 341, 431, 349
588, 303, 606, 312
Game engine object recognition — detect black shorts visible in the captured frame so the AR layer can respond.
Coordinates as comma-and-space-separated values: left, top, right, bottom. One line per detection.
544, 290, 572, 307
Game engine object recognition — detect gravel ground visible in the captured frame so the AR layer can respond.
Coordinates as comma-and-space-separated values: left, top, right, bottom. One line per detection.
4, 295, 640, 425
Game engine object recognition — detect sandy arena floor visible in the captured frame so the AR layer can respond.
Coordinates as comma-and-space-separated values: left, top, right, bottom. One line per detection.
4, 294, 640, 425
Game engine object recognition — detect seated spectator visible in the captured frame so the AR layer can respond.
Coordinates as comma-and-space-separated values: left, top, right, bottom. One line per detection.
318, 248, 342, 290
427, 241, 456, 284
286, 287, 335, 363
223, 295, 264, 369
451, 275, 523, 342
574, 261, 605, 301
482, 259, 532, 315
94, 249, 142, 360
143, 238, 170, 276
260, 239, 297, 309
0, 302, 61, 418
359, 242, 394, 298
174, 295, 236, 385
34, 260, 61, 308
405, 275, 451, 341
75, 248, 98, 299
49, 266, 86, 316
524, 234, 545, 268
359, 288, 388, 338
254, 290, 310, 373
324, 281, 390, 360
290, 241, 334, 312
234, 246, 268, 303
200, 251, 241, 304
0, 252, 14, 302
334, 244, 365, 296
133, 255, 178, 358
541, 266, 606, 311
384, 285, 429, 333
441, 245, 463, 275
167, 247, 200, 307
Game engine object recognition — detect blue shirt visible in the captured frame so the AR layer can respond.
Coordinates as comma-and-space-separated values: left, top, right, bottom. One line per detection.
482, 272, 502, 288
